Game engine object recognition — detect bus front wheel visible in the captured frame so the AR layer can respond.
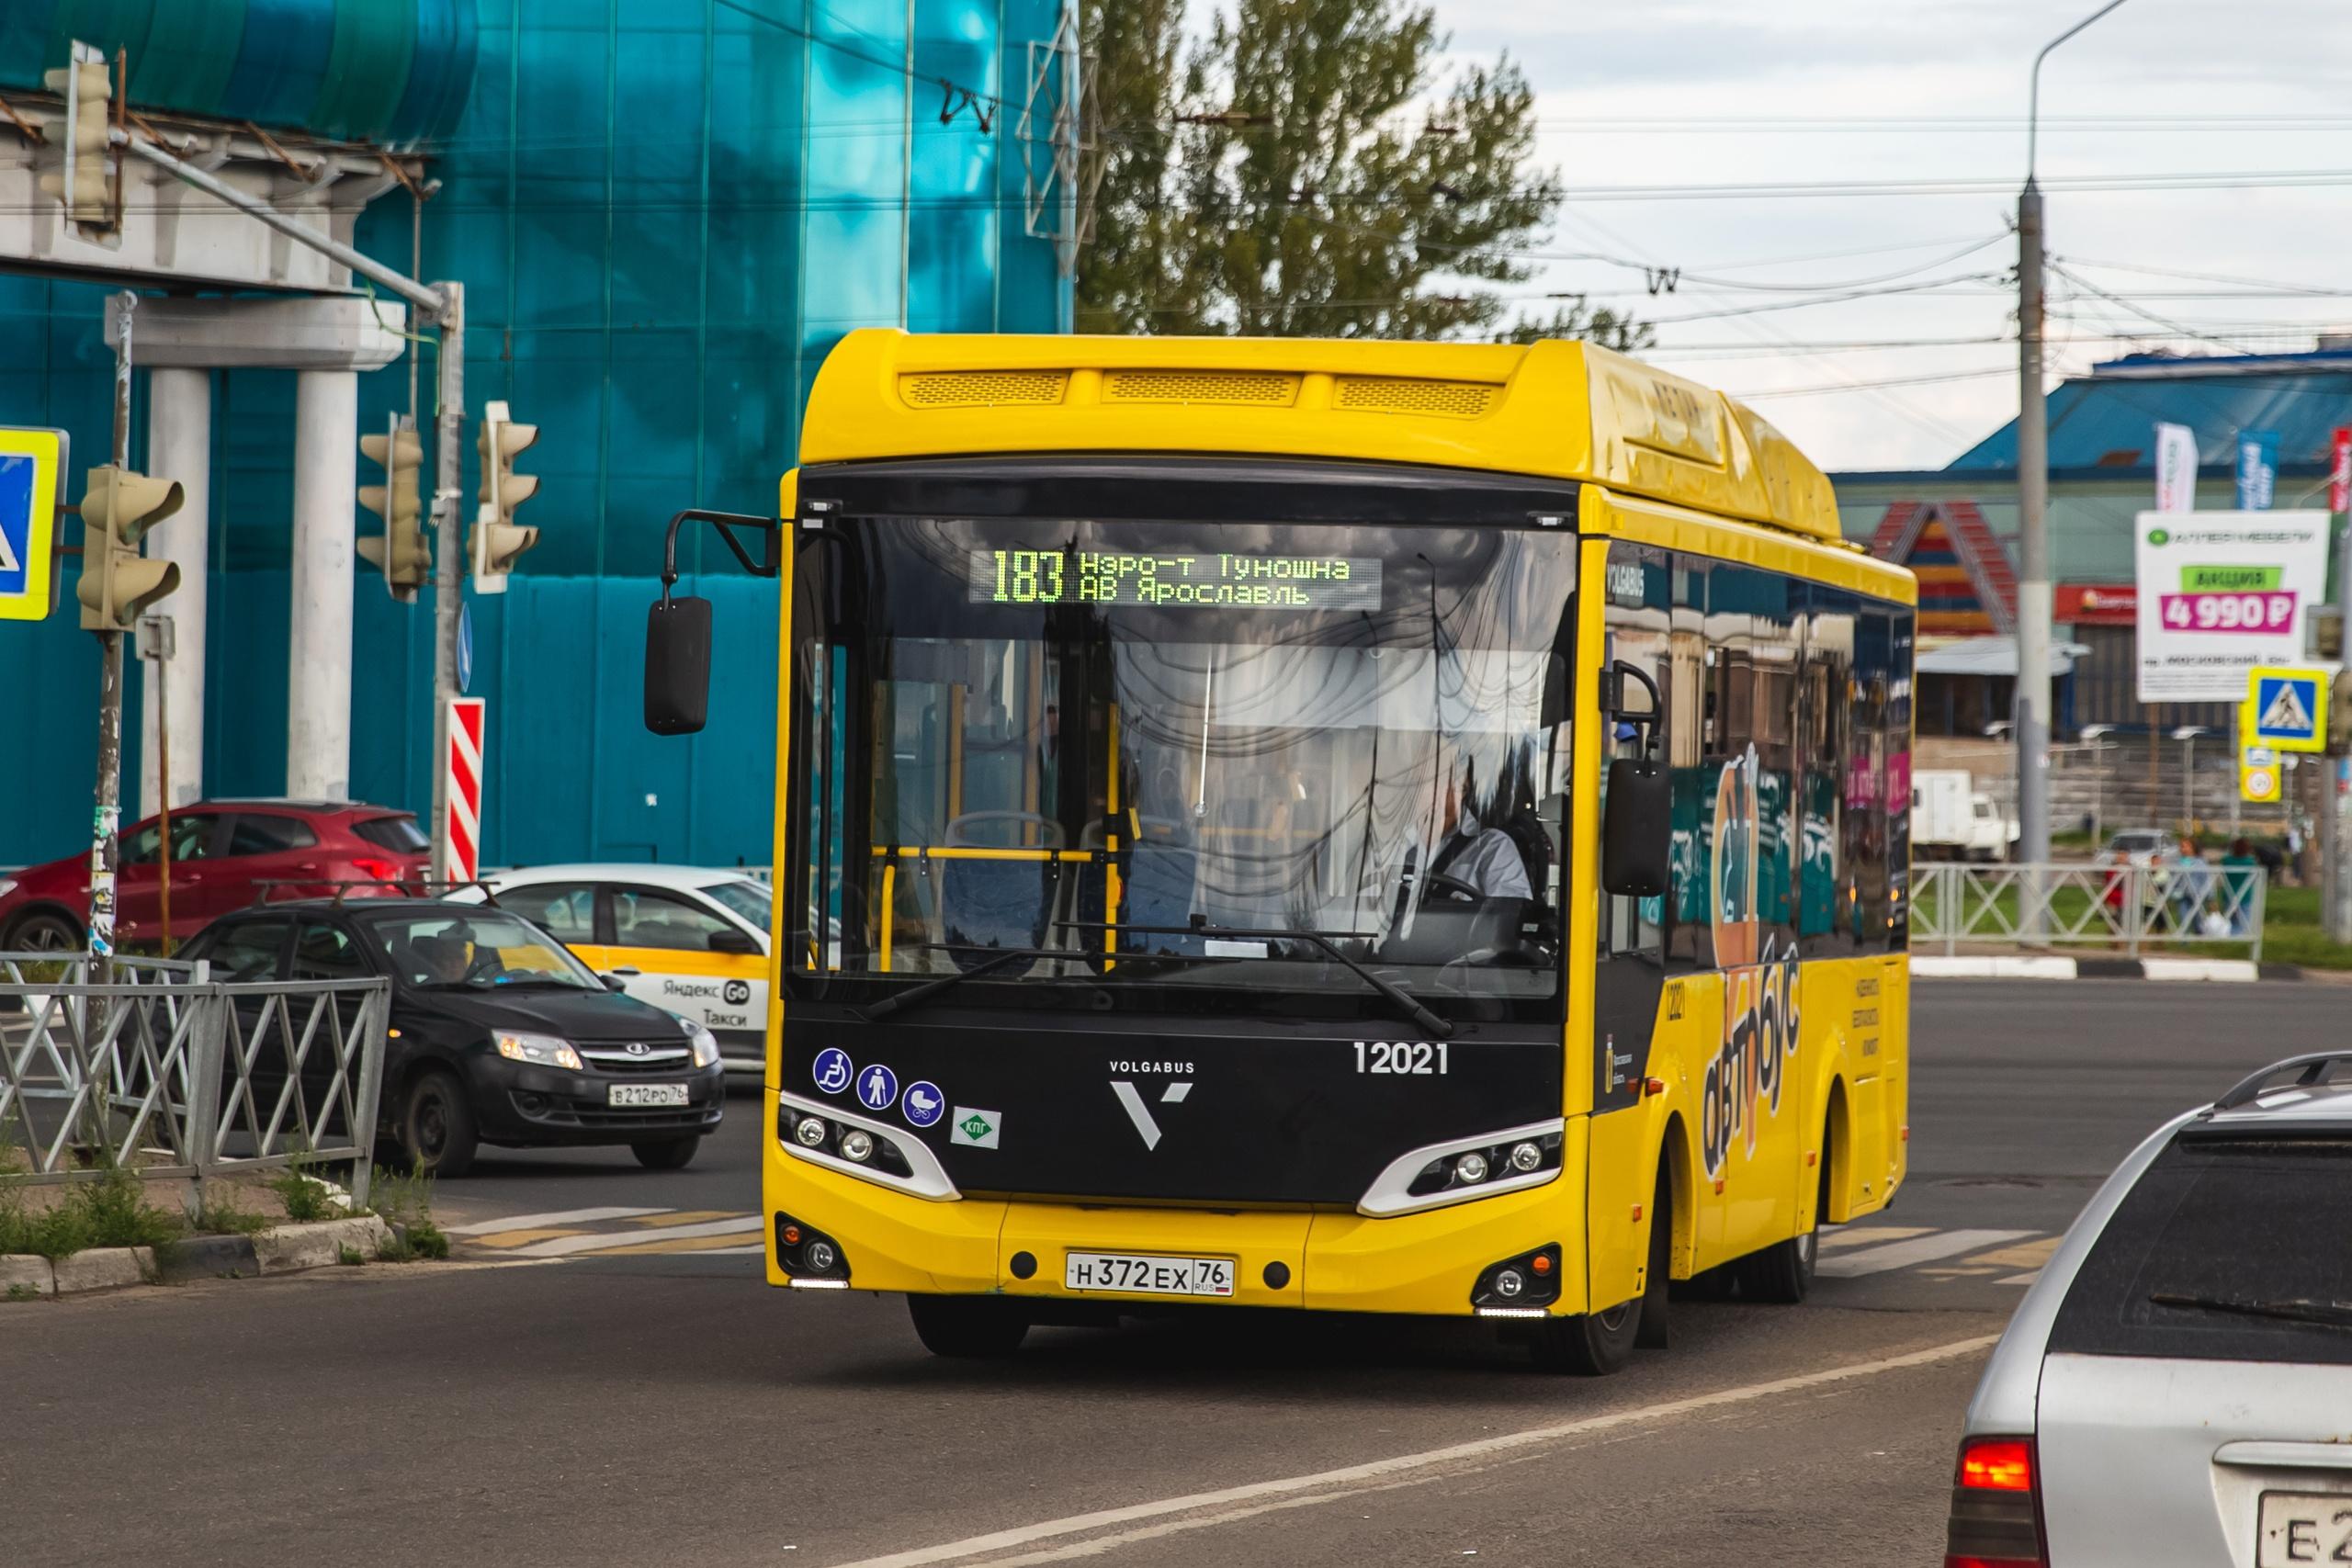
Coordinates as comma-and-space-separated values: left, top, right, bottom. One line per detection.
909, 1294, 1030, 1359
1529, 1296, 1640, 1375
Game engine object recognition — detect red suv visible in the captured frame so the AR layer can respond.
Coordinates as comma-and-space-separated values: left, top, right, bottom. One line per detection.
0, 799, 429, 953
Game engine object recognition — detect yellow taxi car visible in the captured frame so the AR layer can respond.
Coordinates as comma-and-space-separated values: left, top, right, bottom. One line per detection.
456, 864, 771, 1076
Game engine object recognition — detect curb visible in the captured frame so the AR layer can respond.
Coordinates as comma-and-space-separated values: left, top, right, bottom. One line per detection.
1910, 955, 2292, 983
4, 1215, 394, 1300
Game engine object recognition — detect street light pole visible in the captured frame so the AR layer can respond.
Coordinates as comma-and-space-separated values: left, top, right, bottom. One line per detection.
2017, 0, 2131, 924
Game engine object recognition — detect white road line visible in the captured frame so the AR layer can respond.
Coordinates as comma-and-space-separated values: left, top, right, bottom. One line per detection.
509, 1215, 763, 1258
444, 1206, 673, 1236
822, 1334, 2002, 1568
1815, 1229, 2030, 1279
1998, 1270, 2042, 1287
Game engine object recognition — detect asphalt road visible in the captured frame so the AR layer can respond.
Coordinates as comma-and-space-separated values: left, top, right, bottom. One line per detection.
2, 978, 2333, 1568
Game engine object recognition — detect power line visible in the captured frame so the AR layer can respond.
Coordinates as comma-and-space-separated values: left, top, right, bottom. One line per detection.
1735, 366, 2024, 400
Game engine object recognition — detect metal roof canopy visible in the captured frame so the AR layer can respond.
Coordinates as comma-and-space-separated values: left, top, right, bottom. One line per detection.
1916, 635, 2091, 678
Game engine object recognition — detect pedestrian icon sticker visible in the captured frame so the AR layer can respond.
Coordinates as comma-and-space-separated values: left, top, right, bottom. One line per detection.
857, 1064, 899, 1111
902, 1080, 944, 1128
2257, 679, 2313, 739
811, 1048, 854, 1095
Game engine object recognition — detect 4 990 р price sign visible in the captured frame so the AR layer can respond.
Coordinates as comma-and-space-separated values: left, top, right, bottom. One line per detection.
968, 547, 1383, 611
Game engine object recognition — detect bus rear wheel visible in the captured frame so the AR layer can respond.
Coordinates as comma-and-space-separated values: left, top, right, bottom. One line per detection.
909, 1295, 1030, 1359
1740, 1158, 1827, 1304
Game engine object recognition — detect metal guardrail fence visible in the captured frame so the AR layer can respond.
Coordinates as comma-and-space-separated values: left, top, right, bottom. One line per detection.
0, 953, 391, 1209
1910, 862, 2267, 962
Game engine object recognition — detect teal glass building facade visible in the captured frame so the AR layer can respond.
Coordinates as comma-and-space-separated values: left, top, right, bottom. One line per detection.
1, 0, 1072, 869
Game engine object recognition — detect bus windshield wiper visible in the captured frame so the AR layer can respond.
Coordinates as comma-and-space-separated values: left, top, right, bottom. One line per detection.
2148, 1292, 2352, 1329
1060, 919, 1453, 1039
854, 946, 1094, 1023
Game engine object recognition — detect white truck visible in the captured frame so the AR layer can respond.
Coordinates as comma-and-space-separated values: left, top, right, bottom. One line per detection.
1910, 769, 2018, 862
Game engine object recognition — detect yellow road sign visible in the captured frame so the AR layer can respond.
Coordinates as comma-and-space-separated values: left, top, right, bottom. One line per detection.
2241, 744, 2281, 804
2243, 665, 2329, 754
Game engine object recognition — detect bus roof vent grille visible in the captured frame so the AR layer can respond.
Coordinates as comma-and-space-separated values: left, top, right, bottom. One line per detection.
899, 370, 1070, 408
1102, 369, 1299, 406
1333, 377, 1498, 418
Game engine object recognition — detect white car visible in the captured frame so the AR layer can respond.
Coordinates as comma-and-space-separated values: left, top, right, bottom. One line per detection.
1943, 1051, 2352, 1567
452, 864, 772, 1076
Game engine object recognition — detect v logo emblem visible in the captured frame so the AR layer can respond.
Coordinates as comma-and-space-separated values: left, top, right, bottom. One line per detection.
1110, 1079, 1193, 1150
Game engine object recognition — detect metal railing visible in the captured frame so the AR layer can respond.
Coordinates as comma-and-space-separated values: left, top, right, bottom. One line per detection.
1910, 862, 2267, 961
0, 953, 390, 1209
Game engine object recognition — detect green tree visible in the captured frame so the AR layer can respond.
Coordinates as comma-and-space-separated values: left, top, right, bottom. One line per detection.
1077, 0, 1648, 347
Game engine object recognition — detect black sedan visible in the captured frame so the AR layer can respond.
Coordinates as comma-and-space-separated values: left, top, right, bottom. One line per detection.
180, 898, 726, 1176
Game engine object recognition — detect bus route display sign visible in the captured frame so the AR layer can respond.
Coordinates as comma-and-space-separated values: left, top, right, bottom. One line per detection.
968, 547, 1383, 611
2133, 510, 2330, 702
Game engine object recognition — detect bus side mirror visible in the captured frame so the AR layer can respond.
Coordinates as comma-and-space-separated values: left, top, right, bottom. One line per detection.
645, 594, 713, 736
1601, 757, 1669, 897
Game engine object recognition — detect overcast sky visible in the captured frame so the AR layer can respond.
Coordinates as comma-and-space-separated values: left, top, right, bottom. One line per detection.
1419, 0, 2352, 471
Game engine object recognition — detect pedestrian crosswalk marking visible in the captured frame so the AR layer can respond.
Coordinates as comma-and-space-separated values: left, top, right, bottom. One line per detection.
624, 1209, 737, 1227
462, 1226, 598, 1248
1818, 1224, 1930, 1250
507, 1214, 763, 1258
445, 1205, 671, 1235
1815, 1228, 2031, 1279
583, 1235, 769, 1257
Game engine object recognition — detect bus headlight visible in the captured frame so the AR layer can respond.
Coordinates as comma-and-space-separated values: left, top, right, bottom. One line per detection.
774, 1092, 962, 1201
1357, 1122, 1566, 1217
794, 1115, 829, 1147
840, 1129, 876, 1164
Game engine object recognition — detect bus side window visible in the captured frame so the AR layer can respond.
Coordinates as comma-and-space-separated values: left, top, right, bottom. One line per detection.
1666, 554, 1711, 969
1600, 544, 1670, 963
1799, 582, 1857, 960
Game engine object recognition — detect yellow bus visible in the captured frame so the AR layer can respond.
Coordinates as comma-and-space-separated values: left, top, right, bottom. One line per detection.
642, 331, 1916, 1372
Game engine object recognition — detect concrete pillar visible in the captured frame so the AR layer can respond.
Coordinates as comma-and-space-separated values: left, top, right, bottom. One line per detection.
287, 368, 357, 800
141, 367, 210, 816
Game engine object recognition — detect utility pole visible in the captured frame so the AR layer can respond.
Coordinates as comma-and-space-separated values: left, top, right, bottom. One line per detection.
2015, 0, 2131, 937
87, 289, 135, 977
429, 282, 465, 887
2327, 426, 2352, 940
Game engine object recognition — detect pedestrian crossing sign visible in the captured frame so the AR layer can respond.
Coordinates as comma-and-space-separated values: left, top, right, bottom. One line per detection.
2243, 665, 2328, 753
0, 425, 66, 623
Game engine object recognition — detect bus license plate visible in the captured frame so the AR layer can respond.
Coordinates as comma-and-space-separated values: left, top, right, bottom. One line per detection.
2257, 1492, 2352, 1567
1064, 1251, 1236, 1297
608, 1083, 688, 1108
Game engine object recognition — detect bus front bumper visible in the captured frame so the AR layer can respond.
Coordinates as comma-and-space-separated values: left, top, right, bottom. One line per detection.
764, 1115, 1593, 1318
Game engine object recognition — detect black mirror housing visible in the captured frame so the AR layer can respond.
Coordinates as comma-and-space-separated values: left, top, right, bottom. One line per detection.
1601, 756, 1670, 897
645, 595, 713, 736
708, 926, 761, 955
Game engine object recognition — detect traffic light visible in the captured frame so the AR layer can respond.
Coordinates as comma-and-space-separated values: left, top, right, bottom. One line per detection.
38, 51, 112, 225
357, 419, 428, 601
76, 465, 183, 632
470, 400, 538, 594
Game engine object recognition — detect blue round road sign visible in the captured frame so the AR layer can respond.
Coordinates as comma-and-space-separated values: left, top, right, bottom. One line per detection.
811, 1047, 854, 1096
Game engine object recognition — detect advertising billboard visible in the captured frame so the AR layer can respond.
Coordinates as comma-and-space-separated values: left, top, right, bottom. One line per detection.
2134, 510, 2331, 702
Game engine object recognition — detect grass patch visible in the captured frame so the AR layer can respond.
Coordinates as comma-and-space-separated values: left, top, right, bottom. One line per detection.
267, 1145, 342, 1224
337, 1244, 365, 1267
6, 1282, 39, 1302
190, 1184, 272, 1237
0, 1165, 184, 1260
368, 1158, 450, 1262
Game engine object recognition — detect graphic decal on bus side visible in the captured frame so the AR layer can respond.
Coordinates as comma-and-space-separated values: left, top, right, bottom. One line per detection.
1702, 943, 1800, 1178
1700, 749, 1802, 1179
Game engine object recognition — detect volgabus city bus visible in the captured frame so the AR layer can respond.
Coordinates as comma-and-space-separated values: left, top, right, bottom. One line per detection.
641, 330, 1917, 1373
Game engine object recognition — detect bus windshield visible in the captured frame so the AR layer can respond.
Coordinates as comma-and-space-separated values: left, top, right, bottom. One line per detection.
790, 516, 1578, 1017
